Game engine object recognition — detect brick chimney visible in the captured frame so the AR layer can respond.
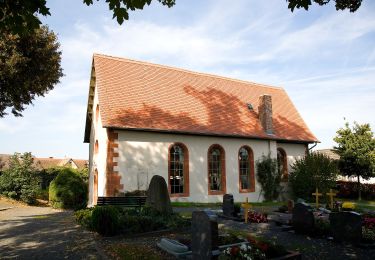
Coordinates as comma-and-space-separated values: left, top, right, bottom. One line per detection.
258, 94, 273, 135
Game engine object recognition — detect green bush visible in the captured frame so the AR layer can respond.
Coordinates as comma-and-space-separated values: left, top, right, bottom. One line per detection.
76, 205, 190, 236
91, 206, 121, 236
290, 152, 338, 201
256, 154, 281, 201
0, 152, 39, 204
49, 168, 87, 209
75, 208, 94, 230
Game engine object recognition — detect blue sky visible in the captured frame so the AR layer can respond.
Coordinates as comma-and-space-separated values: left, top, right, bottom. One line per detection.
0, 0, 374, 159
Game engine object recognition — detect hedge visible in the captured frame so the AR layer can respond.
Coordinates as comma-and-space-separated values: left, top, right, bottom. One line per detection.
336, 181, 375, 200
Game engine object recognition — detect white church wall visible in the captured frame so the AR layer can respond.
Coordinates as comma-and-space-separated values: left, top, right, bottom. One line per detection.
88, 85, 108, 206
276, 143, 307, 173
116, 130, 305, 203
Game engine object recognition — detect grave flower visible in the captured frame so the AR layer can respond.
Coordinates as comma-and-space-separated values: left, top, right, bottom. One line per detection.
342, 202, 355, 210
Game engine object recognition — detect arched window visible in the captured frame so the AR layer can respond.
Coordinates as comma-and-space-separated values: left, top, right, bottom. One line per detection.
94, 140, 99, 154
208, 144, 226, 195
239, 146, 255, 192
93, 169, 98, 205
168, 143, 189, 196
277, 148, 288, 181
95, 104, 100, 123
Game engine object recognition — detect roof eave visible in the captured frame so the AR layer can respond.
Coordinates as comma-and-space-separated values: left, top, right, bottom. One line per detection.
103, 125, 319, 144
83, 58, 96, 143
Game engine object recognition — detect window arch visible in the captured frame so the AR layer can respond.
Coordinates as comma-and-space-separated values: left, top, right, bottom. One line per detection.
238, 146, 255, 192
94, 140, 99, 154
208, 144, 226, 195
168, 143, 189, 197
95, 104, 100, 123
277, 148, 288, 181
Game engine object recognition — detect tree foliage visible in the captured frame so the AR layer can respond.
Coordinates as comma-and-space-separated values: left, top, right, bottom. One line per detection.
256, 154, 281, 201
289, 152, 338, 201
0, 152, 39, 204
333, 122, 375, 199
49, 168, 88, 209
287, 0, 362, 12
0, 0, 176, 35
0, 26, 63, 117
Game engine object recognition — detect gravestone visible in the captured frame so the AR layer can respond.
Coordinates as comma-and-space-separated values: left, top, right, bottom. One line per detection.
329, 211, 362, 244
292, 202, 315, 234
191, 211, 219, 260
222, 194, 235, 217
287, 199, 294, 213
145, 175, 172, 214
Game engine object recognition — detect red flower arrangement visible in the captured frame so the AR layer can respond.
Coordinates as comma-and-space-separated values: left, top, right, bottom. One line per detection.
247, 211, 268, 223
363, 217, 375, 230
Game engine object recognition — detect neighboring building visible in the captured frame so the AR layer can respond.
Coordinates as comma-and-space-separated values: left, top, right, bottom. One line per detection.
84, 54, 318, 205
0, 154, 88, 171
316, 149, 375, 184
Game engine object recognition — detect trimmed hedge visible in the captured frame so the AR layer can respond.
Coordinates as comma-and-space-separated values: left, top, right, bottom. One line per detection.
49, 168, 87, 209
75, 206, 190, 236
336, 181, 375, 200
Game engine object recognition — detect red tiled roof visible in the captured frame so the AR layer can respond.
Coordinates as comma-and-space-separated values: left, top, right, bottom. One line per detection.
84, 54, 318, 143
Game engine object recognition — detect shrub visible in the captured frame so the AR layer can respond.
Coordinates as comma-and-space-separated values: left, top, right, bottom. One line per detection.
49, 168, 87, 209
75, 208, 94, 230
0, 152, 39, 204
256, 154, 281, 201
91, 206, 121, 236
336, 181, 375, 200
289, 152, 338, 201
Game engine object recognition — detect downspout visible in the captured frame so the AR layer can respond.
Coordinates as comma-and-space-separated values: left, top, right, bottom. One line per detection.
307, 142, 318, 154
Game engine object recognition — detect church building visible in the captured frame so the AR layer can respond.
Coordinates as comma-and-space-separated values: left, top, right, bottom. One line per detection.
84, 54, 318, 206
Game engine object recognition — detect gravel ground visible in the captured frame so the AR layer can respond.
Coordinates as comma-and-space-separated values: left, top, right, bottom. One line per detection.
0, 198, 104, 260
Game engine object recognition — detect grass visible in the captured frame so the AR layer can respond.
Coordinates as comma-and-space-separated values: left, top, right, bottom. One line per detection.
106, 244, 166, 260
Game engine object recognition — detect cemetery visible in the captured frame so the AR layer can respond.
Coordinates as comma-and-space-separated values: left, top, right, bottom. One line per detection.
75, 175, 375, 259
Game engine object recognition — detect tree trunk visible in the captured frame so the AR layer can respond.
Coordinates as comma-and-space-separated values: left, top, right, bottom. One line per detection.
357, 175, 362, 201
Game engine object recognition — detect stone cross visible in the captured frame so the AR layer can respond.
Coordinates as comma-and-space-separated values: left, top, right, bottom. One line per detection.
312, 187, 323, 208
326, 189, 337, 209
241, 197, 252, 223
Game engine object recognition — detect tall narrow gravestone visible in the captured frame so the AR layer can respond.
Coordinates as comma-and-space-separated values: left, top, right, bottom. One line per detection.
292, 202, 315, 234
191, 211, 219, 260
329, 211, 362, 244
222, 194, 234, 217
145, 175, 172, 214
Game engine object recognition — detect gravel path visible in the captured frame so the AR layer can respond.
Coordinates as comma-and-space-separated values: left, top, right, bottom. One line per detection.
0, 199, 104, 259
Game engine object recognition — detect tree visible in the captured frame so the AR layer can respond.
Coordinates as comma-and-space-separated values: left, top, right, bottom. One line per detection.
256, 154, 281, 201
0, 26, 63, 117
0, 152, 39, 204
289, 152, 338, 201
0, 0, 176, 35
334, 122, 375, 200
287, 0, 362, 12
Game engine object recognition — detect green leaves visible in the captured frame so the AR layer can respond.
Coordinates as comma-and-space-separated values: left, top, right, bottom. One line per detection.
290, 152, 338, 201
84, 0, 176, 25
333, 121, 375, 180
286, 0, 362, 12
0, 26, 63, 117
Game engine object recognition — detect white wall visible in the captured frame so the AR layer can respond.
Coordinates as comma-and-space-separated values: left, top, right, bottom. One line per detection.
88, 85, 108, 206
116, 130, 308, 203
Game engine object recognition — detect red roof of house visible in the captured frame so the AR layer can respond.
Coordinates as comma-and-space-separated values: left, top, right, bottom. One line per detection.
84, 54, 318, 143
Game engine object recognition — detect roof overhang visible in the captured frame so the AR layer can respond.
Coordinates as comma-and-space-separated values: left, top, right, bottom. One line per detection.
83, 60, 96, 143
103, 125, 320, 144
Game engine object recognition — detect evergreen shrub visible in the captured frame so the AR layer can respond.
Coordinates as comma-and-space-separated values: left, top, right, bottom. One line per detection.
49, 168, 87, 209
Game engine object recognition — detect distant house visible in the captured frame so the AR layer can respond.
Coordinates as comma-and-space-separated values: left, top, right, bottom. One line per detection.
316, 149, 375, 184
0, 154, 88, 172
84, 54, 318, 206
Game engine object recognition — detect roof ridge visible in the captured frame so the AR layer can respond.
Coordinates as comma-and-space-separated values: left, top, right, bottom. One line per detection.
93, 53, 284, 91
